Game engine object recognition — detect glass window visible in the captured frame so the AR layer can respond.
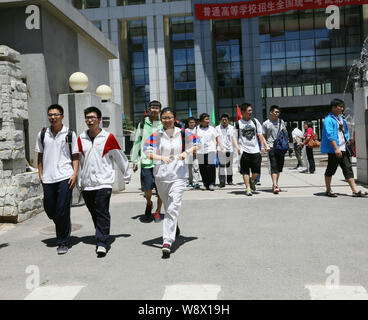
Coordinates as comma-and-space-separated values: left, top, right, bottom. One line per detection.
300, 39, 315, 56
315, 38, 330, 55
316, 55, 330, 70
261, 60, 271, 74
301, 56, 315, 73
272, 59, 286, 73
270, 15, 284, 41
260, 42, 271, 59
346, 35, 362, 53
331, 55, 345, 68
173, 49, 187, 66
299, 12, 314, 39
285, 14, 299, 40
85, 0, 100, 8
286, 40, 300, 57
286, 57, 300, 71
271, 41, 285, 58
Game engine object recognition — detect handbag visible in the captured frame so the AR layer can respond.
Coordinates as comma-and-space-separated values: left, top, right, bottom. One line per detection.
307, 135, 321, 148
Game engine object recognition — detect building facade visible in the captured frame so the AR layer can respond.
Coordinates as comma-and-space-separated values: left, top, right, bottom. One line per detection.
70, 0, 367, 136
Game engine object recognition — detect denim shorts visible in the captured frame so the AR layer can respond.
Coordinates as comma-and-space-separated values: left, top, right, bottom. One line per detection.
140, 167, 157, 192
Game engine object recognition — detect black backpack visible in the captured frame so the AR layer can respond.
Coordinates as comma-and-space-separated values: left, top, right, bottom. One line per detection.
40, 127, 74, 161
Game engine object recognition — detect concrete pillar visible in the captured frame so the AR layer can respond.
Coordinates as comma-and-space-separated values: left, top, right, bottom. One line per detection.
147, 15, 169, 108
353, 87, 368, 184
193, 18, 214, 117
242, 17, 263, 122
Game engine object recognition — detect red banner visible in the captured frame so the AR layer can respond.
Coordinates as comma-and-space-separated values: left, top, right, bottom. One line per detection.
195, 0, 368, 20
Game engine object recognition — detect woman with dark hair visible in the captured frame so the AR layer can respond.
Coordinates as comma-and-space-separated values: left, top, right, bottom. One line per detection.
303, 121, 315, 174
144, 108, 199, 258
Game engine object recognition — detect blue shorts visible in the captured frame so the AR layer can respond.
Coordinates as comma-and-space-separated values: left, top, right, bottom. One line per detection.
140, 167, 157, 192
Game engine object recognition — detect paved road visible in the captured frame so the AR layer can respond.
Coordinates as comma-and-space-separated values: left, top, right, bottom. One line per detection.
1, 160, 368, 300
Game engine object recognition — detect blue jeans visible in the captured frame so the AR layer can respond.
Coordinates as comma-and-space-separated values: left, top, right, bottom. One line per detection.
43, 179, 72, 246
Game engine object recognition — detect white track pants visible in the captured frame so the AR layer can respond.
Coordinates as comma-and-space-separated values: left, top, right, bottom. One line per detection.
156, 179, 186, 246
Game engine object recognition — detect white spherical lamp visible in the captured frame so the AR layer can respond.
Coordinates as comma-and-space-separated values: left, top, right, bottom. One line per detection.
96, 85, 112, 102
69, 72, 89, 92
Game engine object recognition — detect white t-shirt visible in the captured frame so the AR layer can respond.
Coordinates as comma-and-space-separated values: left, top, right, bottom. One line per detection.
35, 126, 78, 184
235, 118, 263, 154
292, 128, 303, 144
333, 116, 346, 151
196, 126, 218, 154
215, 124, 234, 152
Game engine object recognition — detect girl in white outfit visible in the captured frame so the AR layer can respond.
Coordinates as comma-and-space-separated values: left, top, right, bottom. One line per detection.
144, 108, 199, 258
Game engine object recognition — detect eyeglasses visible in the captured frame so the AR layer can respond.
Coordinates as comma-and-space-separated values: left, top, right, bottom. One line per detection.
48, 113, 62, 118
85, 116, 98, 121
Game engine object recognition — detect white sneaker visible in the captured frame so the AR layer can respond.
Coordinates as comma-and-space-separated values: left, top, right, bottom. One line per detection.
96, 246, 107, 256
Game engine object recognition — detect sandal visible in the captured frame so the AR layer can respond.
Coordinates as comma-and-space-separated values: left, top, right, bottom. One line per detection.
325, 190, 337, 197
352, 191, 368, 198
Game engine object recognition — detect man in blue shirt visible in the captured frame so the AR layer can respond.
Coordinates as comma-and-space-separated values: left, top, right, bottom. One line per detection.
321, 99, 367, 197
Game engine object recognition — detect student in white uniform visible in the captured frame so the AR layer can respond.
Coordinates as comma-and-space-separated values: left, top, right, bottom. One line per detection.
78, 106, 131, 257
186, 117, 200, 189
145, 108, 199, 258
215, 114, 235, 187
35, 104, 79, 255
196, 113, 224, 191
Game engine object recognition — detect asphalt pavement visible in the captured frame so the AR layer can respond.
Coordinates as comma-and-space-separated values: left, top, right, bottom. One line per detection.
0, 155, 368, 300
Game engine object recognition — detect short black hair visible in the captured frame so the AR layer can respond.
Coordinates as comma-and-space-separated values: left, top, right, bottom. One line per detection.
149, 100, 162, 109
48, 104, 64, 115
220, 113, 229, 120
292, 123, 298, 129
305, 121, 313, 128
270, 105, 280, 113
199, 113, 210, 122
241, 103, 252, 111
160, 107, 175, 118
188, 117, 196, 122
84, 106, 102, 119
330, 98, 344, 110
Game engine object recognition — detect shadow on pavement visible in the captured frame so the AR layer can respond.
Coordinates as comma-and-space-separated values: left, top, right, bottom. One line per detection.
131, 214, 154, 223
313, 192, 352, 197
0, 243, 9, 250
142, 235, 198, 254
42, 234, 131, 250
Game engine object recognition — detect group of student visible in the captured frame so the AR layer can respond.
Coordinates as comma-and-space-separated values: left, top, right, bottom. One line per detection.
36, 98, 367, 260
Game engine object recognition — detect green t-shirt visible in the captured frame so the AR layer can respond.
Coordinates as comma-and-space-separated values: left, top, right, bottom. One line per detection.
131, 117, 163, 169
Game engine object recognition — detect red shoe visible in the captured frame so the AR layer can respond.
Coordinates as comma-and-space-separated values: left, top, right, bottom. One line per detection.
153, 211, 161, 223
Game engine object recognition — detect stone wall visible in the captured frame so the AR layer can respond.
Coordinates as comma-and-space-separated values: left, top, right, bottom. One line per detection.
0, 45, 43, 223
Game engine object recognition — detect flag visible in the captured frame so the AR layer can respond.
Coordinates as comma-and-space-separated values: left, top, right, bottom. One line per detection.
235, 104, 242, 122
189, 107, 192, 118
144, 110, 147, 116
211, 107, 216, 127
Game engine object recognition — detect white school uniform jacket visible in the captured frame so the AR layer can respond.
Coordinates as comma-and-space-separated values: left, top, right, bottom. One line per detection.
77, 129, 131, 191
143, 127, 199, 182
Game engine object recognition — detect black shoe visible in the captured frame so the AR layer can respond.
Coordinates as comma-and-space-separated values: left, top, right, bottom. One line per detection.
219, 182, 225, 188
176, 225, 180, 238
162, 243, 171, 259
227, 182, 234, 185
325, 190, 337, 197
145, 201, 153, 217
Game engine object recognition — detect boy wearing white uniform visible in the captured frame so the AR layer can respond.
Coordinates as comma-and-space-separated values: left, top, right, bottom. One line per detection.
145, 108, 199, 258
35, 104, 79, 255
216, 114, 235, 187
233, 103, 267, 196
186, 117, 200, 189
78, 107, 131, 257
196, 113, 223, 191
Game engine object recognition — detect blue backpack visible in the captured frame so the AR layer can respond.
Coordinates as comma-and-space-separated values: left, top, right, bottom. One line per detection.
273, 119, 289, 155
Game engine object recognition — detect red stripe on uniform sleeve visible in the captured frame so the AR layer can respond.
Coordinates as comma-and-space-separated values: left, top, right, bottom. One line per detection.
77, 136, 85, 157
102, 133, 121, 158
